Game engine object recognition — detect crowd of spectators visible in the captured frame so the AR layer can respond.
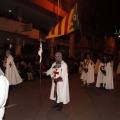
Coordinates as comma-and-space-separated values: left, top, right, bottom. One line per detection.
0, 49, 81, 81
1, 49, 119, 81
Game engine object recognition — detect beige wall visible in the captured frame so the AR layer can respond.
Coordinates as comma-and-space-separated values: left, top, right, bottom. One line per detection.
0, 17, 39, 39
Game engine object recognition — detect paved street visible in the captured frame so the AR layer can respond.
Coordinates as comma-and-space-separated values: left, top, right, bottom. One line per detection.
4, 73, 120, 120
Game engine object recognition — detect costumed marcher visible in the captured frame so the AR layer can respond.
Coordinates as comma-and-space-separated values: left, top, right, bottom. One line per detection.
0, 68, 9, 120
80, 54, 95, 87
46, 52, 70, 111
96, 55, 114, 90
4, 50, 22, 85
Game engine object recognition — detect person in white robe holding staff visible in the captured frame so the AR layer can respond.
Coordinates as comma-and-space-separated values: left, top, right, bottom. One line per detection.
45, 52, 70, 111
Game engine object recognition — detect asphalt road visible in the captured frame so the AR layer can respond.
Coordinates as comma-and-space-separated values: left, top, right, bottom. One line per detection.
4, 73, 120, 120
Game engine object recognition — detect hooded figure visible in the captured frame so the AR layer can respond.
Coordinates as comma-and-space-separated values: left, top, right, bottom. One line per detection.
96, 56, 114, 89
5, 50, 22, 85
46, 52, 70, 111
80, 53, 95, 87
53, 52, 62, 68
0, 68, 9, 120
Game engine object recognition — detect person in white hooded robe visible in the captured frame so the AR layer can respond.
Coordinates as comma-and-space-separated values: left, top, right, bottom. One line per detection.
46, 52, 70, 111
0, 68, 9, 120
80, 53, 95, 87
4, 50, 22, 85
96, 55, 114, 90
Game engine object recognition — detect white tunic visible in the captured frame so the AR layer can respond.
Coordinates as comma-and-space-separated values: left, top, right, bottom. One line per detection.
47, 61, 70, 104
0, 73, 9, 120
5, 55, 22, 85
96, 62, 114, 89
80, 59, 95, 83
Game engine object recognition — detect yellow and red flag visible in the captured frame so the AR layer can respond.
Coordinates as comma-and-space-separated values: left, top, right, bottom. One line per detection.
46, 3, 79, 39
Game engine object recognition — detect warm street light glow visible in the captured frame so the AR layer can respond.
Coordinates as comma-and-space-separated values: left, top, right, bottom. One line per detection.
118, 35, 120, 38
9, 10, 12, 13
7, 38, 10, 40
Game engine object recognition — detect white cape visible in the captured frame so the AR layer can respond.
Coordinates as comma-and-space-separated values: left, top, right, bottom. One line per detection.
47, 61, 70, 104
80, 59, 95, 83
0, 74, 9, 120
5, 55, 22, 85
96, 62, 114, 89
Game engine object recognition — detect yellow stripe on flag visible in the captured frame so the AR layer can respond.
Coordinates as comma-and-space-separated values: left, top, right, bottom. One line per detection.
68, 9, 74, 33
46, 3, 79, 39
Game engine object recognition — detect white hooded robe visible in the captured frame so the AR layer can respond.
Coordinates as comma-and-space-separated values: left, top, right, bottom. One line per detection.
80, 59, 95, 84
96, 62, 114, 89
5, 55, 22, 85
47, 61, 70, 104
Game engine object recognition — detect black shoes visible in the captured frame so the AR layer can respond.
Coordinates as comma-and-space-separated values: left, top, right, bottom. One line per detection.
52, 103, 59, 108
57, 103, 63, 111
52, 102, 63, 111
